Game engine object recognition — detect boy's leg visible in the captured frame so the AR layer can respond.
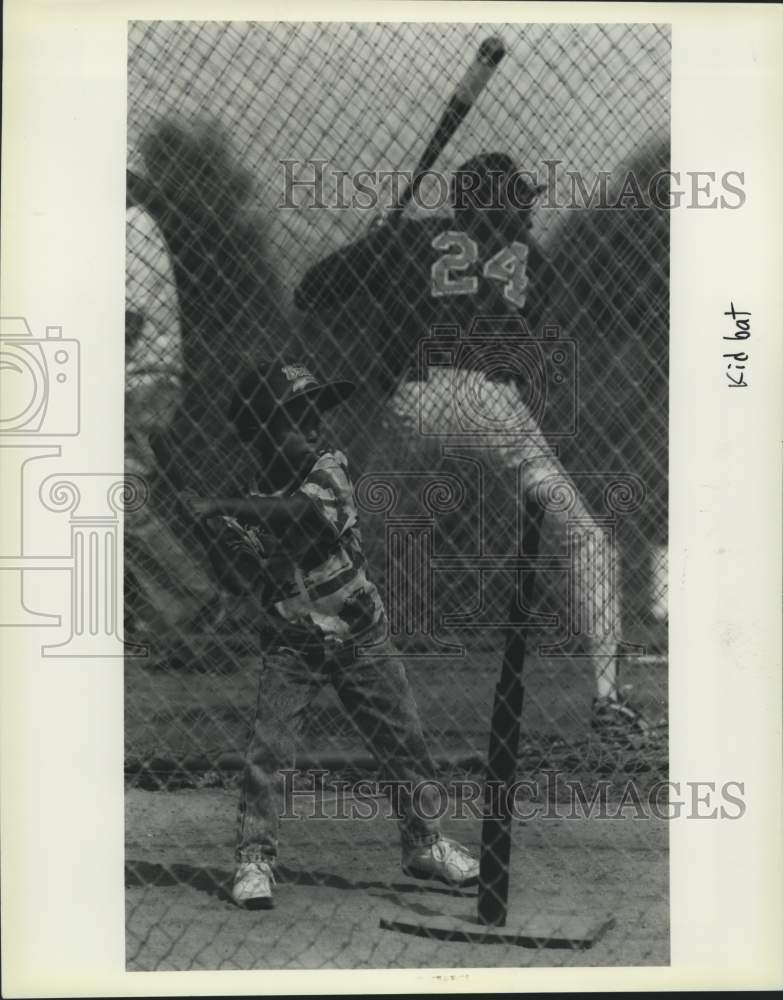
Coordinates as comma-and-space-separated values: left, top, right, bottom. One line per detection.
329, 642, 479, 886
235, 648, 321, 866
329, 643, 441, 849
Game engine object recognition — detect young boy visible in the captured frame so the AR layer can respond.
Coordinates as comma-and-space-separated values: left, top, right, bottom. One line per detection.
185, 361, 479, 909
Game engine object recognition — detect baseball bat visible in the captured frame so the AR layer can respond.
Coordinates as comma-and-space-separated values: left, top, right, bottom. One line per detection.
390, 35, 506, 215
477, 496, 544, 927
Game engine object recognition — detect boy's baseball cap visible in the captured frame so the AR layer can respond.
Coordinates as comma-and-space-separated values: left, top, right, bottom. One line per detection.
228, 361, 356, 436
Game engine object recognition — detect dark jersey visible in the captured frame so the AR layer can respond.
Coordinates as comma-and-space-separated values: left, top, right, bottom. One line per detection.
294, 217, 557, 388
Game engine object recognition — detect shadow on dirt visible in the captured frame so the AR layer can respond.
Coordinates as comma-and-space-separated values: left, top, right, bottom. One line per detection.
125, 859, 476, 903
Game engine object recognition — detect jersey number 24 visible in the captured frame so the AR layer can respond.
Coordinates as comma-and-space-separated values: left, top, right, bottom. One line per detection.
430, 230, 529, 308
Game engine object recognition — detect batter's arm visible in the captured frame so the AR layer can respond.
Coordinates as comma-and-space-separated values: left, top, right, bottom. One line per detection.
294, 219, 426, 312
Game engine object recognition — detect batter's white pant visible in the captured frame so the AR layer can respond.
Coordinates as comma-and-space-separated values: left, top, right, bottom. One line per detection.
388, 368, 621, 701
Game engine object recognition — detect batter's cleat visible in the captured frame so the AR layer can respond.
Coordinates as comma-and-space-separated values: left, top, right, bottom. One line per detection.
401, 837, 480, 888
591, 694, 650, 744
232, 860, 276, 909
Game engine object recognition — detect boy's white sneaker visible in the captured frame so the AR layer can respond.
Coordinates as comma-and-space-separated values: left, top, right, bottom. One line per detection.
232, 860, 276, 909
401, 837, 480, 888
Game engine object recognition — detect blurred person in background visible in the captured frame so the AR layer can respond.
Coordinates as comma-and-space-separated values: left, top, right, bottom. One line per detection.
124, 193, 219, 643
126, 118, 300, 640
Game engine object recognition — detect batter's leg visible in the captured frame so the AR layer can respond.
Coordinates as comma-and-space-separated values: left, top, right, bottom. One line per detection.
389, 370, 631, 716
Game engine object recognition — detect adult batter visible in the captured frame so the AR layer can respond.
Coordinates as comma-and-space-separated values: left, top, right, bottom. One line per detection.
294, 152, 646, 738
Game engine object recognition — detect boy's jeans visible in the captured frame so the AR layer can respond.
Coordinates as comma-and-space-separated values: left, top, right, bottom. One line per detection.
235, 638, 442, 863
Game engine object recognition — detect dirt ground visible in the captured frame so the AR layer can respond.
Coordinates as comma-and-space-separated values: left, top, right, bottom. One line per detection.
126, 645, 668, 971
126, 648, 668, 774
126, 785, 668, 971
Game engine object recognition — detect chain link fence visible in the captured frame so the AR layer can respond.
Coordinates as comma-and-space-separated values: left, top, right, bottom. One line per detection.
125, 21, 670, 971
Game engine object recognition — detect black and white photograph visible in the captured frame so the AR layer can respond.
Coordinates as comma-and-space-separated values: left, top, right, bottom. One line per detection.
1, 3, 781, 994
123, 20, 671, 970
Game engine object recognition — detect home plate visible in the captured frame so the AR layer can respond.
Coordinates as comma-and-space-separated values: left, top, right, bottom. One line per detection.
379, 902, 615, 950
